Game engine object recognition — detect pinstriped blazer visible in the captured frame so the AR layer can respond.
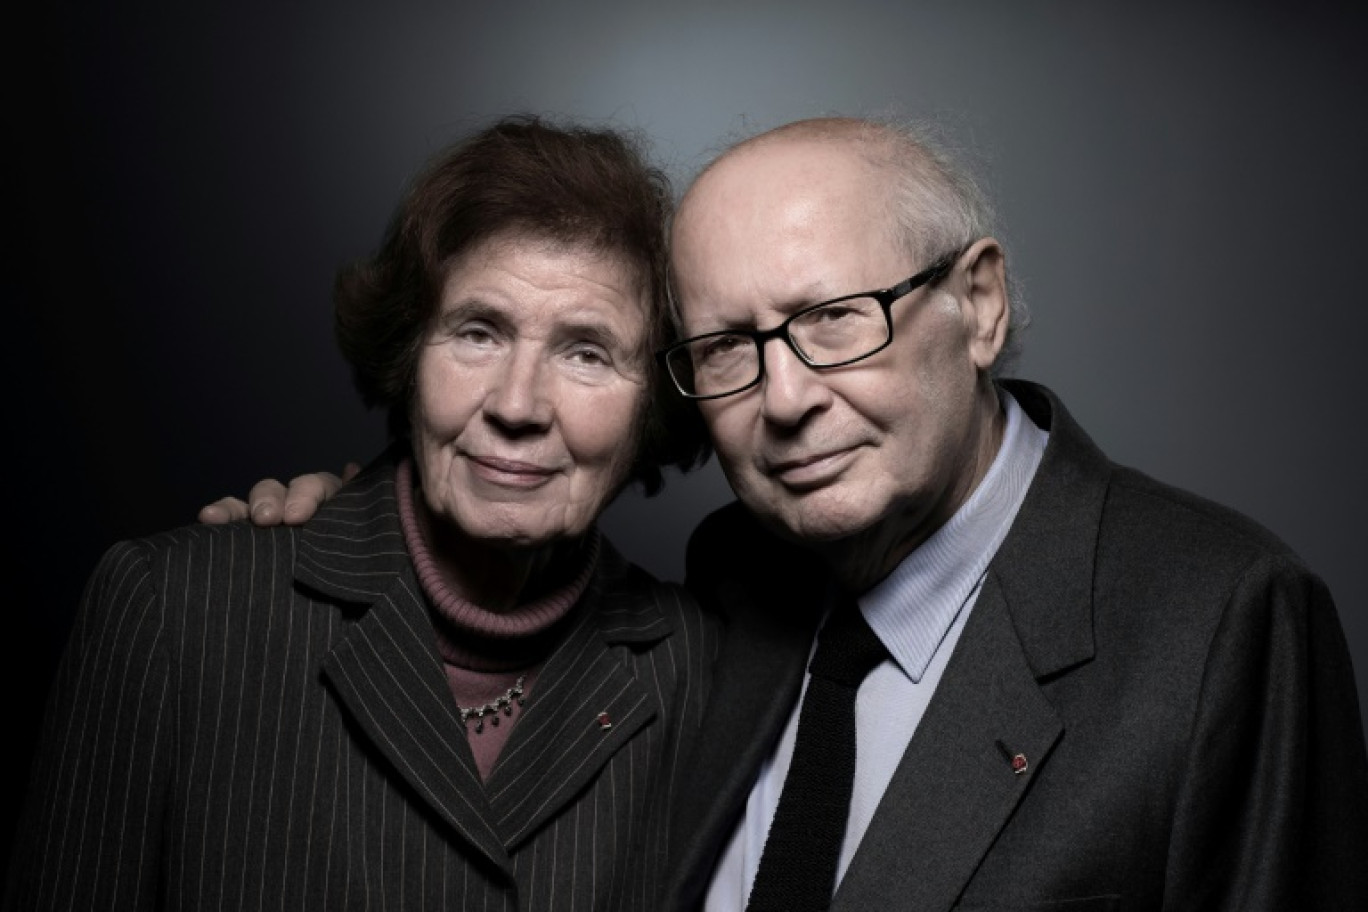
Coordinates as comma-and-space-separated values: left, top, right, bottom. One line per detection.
5, 454, 718, 911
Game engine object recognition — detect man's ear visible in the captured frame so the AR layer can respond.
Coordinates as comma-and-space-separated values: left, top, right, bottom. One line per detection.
957, 237, 1008, 371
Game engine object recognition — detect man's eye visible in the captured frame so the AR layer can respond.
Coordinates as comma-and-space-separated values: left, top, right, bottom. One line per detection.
812, 305, 857, 322
700, 335, 746, 361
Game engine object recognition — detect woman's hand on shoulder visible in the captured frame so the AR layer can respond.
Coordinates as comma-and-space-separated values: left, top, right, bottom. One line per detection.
198, 462, 361, 526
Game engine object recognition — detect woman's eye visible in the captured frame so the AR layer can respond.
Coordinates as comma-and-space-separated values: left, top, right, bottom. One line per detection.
568, 344, 610, 367
455, 323, 497, 346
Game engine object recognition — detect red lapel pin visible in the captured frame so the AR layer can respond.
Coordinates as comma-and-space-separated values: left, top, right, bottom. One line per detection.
995, 739, 1029, 775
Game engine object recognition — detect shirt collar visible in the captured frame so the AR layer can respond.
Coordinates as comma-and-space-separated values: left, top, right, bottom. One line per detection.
859, 389, 1048, 682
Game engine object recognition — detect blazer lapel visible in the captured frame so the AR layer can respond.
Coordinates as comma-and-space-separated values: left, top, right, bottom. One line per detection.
297, 457, 512, 874
321, 573, 511, 872
482, 543, 673, 849
668, 575, 824, 910
833, 381, 1109, 910
831, 577, 1063, 911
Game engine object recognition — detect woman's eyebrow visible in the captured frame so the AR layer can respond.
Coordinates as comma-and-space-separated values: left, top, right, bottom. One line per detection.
437, 299, 508, 327
557, 318, 630, 351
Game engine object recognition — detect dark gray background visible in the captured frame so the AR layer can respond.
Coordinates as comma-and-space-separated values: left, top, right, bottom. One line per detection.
8, 0, 1365, 871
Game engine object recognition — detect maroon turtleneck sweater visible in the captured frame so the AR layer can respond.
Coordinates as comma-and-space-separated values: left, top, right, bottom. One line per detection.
394, 459, 598, 780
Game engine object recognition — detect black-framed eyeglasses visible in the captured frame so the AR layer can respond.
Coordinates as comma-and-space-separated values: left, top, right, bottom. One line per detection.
658, 248, 965, 400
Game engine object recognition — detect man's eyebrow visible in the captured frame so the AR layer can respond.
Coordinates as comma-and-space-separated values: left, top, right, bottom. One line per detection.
683, 303, 758, 334
687, 280, 841, 334
787, 279, 849, 308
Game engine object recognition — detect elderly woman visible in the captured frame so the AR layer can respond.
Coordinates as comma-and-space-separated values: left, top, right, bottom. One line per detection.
6, 118, 714, 910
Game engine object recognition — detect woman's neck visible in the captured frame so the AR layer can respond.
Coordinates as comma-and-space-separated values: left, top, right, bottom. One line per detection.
414, 502, 580, 612
395, 459, 590, 614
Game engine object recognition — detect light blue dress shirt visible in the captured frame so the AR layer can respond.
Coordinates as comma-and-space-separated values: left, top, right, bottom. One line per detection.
704, 390, 1048, 911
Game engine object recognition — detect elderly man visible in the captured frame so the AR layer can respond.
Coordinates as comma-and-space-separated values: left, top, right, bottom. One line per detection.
656, 117, 1368, 910
211, 117, 1368, 910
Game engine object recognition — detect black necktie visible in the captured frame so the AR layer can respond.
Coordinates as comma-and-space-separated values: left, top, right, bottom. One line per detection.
746, 604, 890, 912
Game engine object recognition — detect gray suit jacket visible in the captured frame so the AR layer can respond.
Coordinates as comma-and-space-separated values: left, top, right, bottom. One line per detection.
6, 452, 718, 911
668, 381, 1368, 911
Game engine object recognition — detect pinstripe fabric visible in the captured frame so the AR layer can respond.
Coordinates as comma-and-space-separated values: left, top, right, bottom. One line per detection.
5, 454, 718, 911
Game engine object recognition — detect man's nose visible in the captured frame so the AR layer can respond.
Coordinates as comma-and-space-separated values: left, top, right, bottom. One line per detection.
758, 337, 830, 427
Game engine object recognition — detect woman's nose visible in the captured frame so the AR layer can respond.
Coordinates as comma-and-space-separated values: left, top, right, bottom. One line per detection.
484, 346, 553, 433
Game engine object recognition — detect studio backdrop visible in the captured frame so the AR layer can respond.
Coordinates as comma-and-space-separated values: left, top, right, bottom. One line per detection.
9, 0, 1366, 871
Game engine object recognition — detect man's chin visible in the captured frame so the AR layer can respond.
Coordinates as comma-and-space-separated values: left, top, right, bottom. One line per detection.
749, 494, 881, 547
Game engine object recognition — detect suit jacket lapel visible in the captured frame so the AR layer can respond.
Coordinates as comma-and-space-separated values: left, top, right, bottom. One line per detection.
990, 380, 1108, 677
831, 577, 1062, 911
296, 457, 512, 875
669, 533, 827, 911
483, 542, 674, 849
321, 574, 511, 870
833, 380, 1109, 910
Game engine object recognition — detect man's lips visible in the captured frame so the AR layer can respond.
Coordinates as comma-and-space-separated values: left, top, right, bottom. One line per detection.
465, 453, 559, 488
764, 445, 860, 489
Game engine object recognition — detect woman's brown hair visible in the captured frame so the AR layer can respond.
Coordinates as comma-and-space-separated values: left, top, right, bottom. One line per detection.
335, 115, 706, 494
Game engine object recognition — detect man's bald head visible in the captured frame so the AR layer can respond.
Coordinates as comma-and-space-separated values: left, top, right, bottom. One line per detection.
674, 117, 1024, 373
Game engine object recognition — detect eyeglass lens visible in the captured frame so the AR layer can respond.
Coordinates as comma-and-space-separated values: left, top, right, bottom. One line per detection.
669, 295, 888, 397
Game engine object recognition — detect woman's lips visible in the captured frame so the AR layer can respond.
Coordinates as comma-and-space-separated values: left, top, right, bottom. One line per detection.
465, 453, 558, 488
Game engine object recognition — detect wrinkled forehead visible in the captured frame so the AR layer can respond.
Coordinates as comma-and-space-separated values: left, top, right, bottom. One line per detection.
451, 230, 648, 295
446, 232, 658, 336
670, 141, 906, 326
438, 232, 653, 345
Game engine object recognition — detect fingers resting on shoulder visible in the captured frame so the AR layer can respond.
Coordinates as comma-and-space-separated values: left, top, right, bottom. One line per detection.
197, 462, 361, 526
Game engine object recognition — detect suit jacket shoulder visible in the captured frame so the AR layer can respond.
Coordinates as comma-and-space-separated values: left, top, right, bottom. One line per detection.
671, 379, 1368, 912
